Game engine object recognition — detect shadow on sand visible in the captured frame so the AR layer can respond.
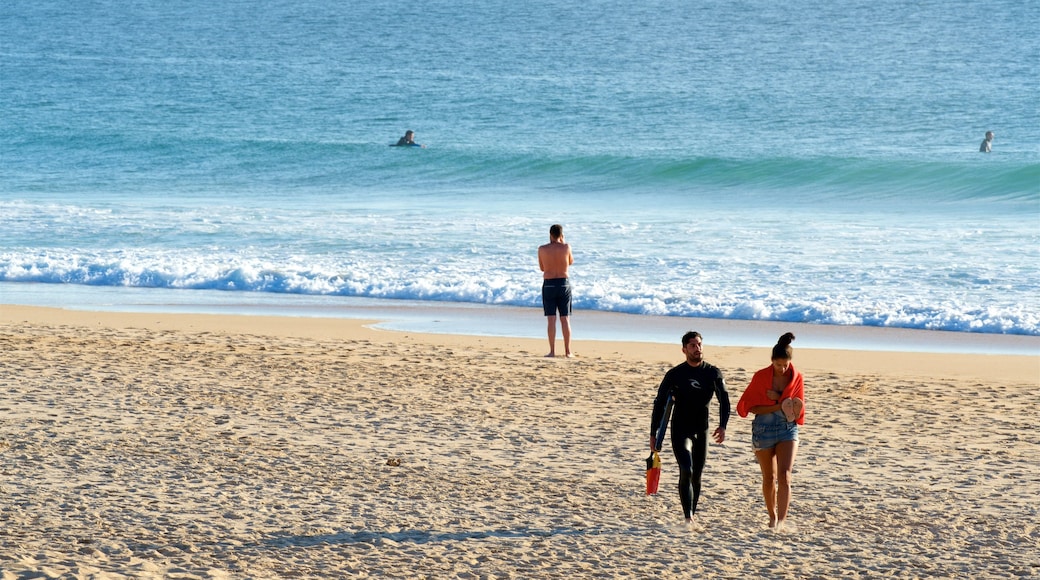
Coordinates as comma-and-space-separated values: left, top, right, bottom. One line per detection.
261, 526, 620, 548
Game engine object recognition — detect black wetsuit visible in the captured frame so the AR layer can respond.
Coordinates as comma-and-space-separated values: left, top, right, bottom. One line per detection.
650, 361, 730, 518
393, 137, 421, 147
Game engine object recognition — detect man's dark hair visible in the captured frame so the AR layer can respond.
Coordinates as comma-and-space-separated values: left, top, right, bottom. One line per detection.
682, 331, 702, 346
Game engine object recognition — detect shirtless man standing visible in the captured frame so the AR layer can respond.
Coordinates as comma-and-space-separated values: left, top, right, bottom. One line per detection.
538, 224, 574, 358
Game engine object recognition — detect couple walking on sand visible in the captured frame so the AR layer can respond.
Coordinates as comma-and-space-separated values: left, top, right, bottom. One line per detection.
650, 331, 805, 529
535, 225, 805, 527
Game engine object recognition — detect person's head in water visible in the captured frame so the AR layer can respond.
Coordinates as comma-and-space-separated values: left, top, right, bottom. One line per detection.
980, 131, 994, 152
771, 332, 795, 374
682, 331, 704, 366
549, 224, 564, 241
404, 130, 415, 142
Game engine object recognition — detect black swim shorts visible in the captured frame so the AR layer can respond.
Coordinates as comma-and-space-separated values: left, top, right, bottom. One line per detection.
542, 278, 572, 316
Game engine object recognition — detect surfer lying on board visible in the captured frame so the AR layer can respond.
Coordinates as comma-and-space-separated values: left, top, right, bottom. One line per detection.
650, 331, 730, 524
391, 130, 425, 148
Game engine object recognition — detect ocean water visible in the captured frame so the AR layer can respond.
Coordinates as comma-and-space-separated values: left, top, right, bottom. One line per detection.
2, 0, 1038, 340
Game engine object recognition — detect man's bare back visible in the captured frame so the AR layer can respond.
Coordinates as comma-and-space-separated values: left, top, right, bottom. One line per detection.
538, 241, 572, 279
538, 224, 574, 357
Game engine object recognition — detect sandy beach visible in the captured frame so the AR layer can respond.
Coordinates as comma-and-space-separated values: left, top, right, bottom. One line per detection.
1, 305, 1037, 579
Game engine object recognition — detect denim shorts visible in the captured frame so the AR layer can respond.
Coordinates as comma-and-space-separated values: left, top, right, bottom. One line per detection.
751, 410, 799, 451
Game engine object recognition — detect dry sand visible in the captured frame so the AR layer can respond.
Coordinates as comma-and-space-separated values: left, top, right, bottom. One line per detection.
0, 305, 1037, 579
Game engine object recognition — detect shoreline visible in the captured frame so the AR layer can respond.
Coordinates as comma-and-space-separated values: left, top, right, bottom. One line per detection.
1, 282, 1038, 356
2, 304, 1036, 384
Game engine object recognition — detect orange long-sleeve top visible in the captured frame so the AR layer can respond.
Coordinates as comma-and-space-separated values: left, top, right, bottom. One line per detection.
736, 363, 805, 425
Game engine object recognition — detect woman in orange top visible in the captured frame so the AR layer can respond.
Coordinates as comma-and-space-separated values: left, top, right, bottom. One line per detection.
737, 332, 804, 529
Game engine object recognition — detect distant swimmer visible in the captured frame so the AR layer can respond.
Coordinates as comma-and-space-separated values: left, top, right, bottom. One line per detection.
391, 130, 425, 148
980, 131, 994, 153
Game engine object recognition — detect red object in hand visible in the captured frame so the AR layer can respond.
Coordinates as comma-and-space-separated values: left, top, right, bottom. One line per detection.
646, 451, 662, 495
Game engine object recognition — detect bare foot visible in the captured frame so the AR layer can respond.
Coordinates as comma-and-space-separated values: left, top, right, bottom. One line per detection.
683, 517, 704, 531
545, 353, 555, 358
775, 519, 796, 533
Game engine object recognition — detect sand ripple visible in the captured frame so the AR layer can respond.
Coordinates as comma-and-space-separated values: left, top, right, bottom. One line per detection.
0, 321, 1037, 578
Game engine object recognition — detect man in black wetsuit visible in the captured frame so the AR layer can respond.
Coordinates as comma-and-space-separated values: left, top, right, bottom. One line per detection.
650, 331, 730, 523
979, 130, 994, 153
392, 130, 424, 148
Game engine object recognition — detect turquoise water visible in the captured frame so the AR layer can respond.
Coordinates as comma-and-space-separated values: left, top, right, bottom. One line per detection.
2, 0, 1038, 336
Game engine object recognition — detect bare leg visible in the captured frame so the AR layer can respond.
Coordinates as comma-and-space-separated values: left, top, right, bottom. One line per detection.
754, 448, 778, 527
560, 315, 572, 357
774, 440, 799, 524
545, 315, 557, 357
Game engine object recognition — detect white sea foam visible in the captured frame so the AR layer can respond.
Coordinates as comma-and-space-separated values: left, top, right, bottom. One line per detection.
1, 192, 1036, 336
